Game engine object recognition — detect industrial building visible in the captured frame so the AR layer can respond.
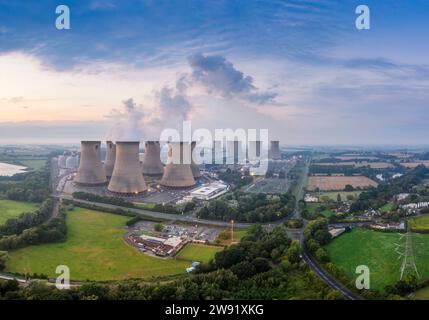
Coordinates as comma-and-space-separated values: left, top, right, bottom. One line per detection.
141, 141, 164, 176
160, 142, 196, 188
188, 182, 228, 200
108, 141, 147, 194
75, 141, 107, 186
104, 141, 116, 178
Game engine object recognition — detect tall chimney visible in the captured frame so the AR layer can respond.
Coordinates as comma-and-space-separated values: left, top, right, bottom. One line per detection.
104, 141, 116, 178
75, 141, 107, 185
108, 141, 147, 194
142, 141, 164, 176
160, 142, 196, 188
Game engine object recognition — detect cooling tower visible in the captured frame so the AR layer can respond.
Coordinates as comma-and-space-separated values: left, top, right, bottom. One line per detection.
247, 140, 261, 162
191, 141, 202, 178
226, 140, 244, 164
160, 142, 196, 188
104, 141, 116, 178
270, 140, 281, 160
75, 141, 107, 185
141, 141, 164, 175
108, 141, 147, 194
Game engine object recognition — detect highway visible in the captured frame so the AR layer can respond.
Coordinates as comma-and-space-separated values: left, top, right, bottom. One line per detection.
302, 251, 361, 300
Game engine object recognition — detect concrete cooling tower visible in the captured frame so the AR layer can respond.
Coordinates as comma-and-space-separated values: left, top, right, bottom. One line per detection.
104, 141, 116, 178
108, 141, 147, 194
191, 141, 202, 178
65, 155, 79, 169
141, 141, 164, 176
226, 140, 244, 164
75, 141, 107, 185
270, 140, 281, 160
160, 142, 196, 188
247, 140, 261, 162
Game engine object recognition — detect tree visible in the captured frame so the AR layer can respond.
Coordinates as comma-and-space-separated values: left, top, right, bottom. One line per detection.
154, 223, 163, 232
0, 251, 8, 271
337, 194, 342, 202
344, 184, 354, 191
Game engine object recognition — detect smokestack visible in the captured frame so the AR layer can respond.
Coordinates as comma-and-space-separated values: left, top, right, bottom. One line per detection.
191, 141, 202, 178
270, 141, 281, 160
142, 141, 164, 176
104, 141, 116, 178
160, 142, 196, 188
75, 141, 107, 185
108, 142, 147, 194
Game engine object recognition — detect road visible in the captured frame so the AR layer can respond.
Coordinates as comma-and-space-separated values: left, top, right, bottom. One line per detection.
302, 251, 361, 300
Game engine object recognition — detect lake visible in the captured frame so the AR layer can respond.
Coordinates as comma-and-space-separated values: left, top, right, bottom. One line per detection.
0, 162, 27, 176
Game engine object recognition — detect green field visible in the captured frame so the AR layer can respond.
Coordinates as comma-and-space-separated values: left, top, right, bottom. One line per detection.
409, 214, 429, 232
380, 202, 394, 213
317, 191, 361, 202
325, 228, 429, 290
0, 200, 38, 225
133, 202, 156, 210
306, 203, 334, 218
19, 159, 46, 171
176, 243, 223, 263
5, 208, 189, 281
216, 228, 248, 245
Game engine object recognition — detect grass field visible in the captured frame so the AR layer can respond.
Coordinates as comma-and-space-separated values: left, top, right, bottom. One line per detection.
409, 214, 429, 232
411, 286, 429, 300
176, 243, 223, 263
380, 202, 394, 213
306, 203, 334, 218
19, 159, 46, 171
5, 208, 189, 281
325, 228, 429, 290
216, 228, 248, 245
317, 191, 361, 202
133, 202, 156, 210
307, 176, 377, 191
0, 200, 38, 225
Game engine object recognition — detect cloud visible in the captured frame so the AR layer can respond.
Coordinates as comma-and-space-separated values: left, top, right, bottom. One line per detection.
187, 53, 277, 104
105, 98, 145, 141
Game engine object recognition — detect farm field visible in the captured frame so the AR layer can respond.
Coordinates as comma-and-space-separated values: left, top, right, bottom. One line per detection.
5, 208, 189, 281
19, 159, 46, 170
409, 214, 429, 232
399, 161, 429, 168
325, 228, 429, 290
307, 176, 377, 191
313, 162, 393, 169
176, 243, 223, 263
0, 200, 38, 225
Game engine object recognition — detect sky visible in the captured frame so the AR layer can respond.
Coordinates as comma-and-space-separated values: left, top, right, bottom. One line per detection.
0, 0, 428, 145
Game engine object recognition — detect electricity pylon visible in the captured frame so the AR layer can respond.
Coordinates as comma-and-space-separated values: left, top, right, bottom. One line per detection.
400, 227, 419, 280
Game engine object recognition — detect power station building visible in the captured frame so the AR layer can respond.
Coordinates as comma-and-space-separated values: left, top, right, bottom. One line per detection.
108, 141, 147, 194
160, 142, 196, 188
75, 141, 107, 186
141, 141, 164, 176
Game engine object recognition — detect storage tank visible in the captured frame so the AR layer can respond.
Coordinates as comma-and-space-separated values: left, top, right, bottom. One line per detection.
269, 140, 281, 160
191, 141, 202, 178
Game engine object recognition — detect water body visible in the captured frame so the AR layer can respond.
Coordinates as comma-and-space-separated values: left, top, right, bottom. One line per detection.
0, 162, 27, 176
